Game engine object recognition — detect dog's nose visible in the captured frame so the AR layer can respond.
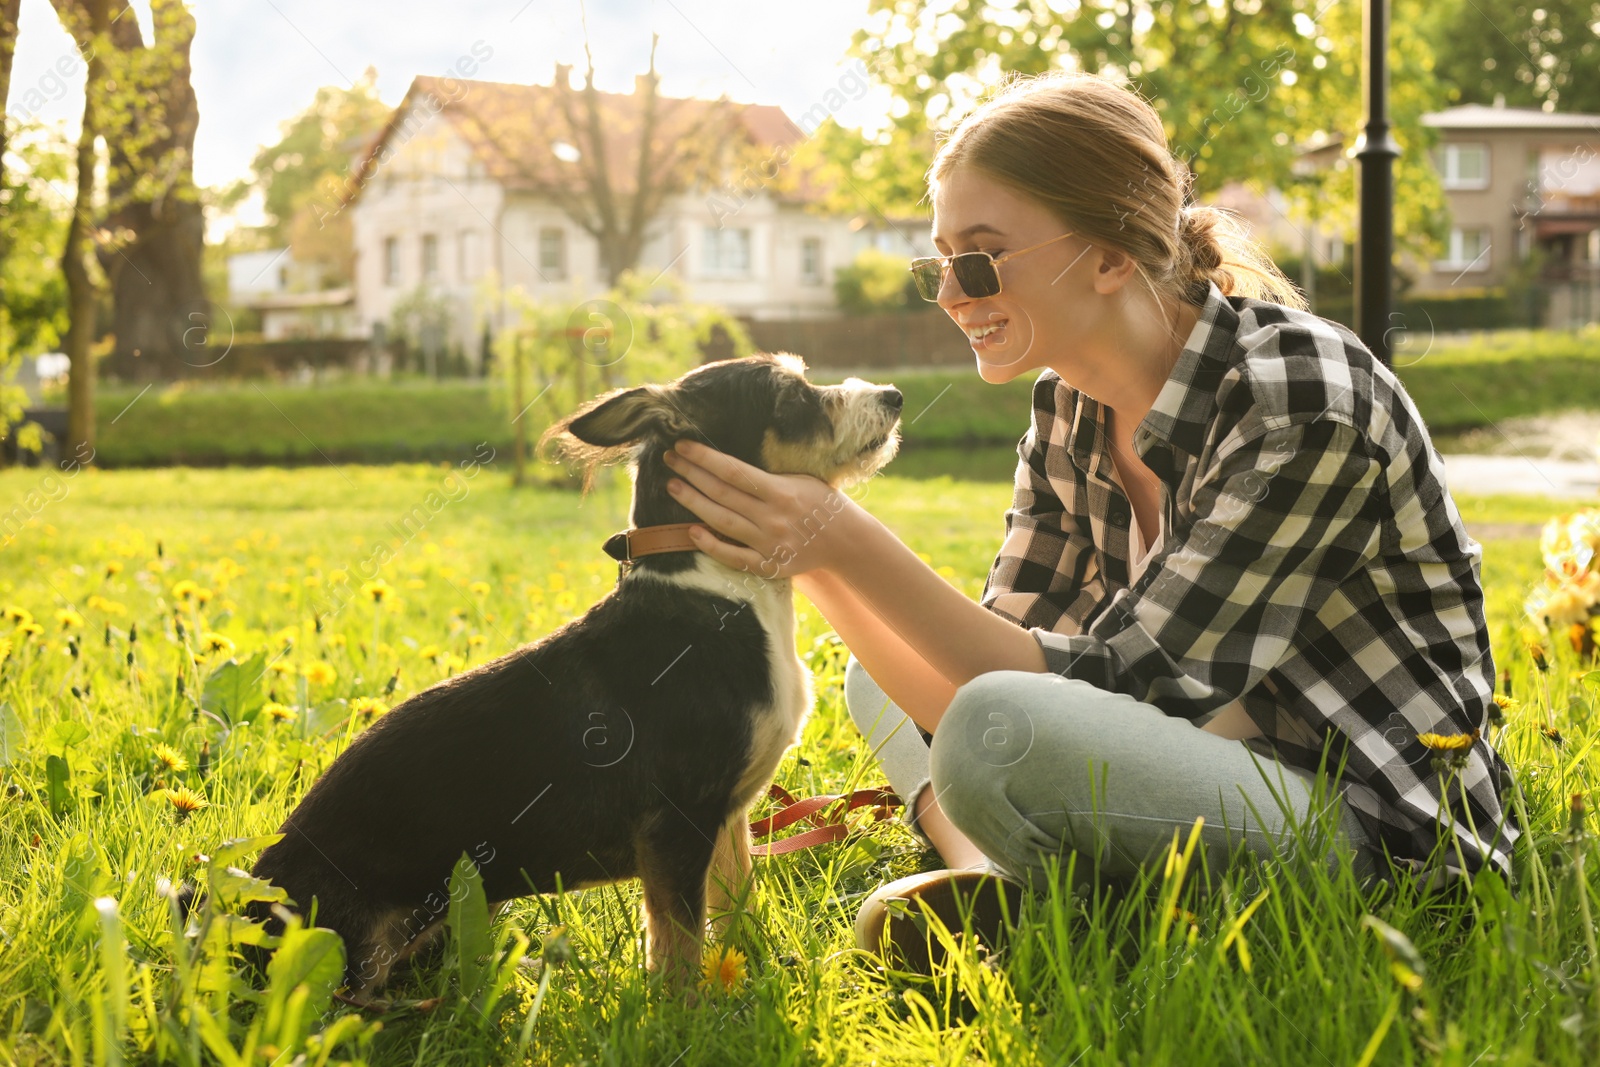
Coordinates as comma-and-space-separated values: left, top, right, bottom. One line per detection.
881, 388, 903, 412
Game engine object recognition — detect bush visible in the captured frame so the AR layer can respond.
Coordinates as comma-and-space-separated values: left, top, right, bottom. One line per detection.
833, 248, 921, 315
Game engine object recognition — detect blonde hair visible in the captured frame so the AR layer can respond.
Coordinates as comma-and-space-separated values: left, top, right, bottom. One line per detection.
930, 71, 1307, 311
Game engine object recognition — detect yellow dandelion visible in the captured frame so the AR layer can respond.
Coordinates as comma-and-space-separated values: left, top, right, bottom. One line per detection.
1418, 730, 1479, 752
0, 637, 12, 660
303, 574, 323, 588
199, 632, 235, 656
17, 622, 43, 639
152, 743, 189, 773
468, 634, 487, 648
104, 561, 123, 578
4, 606, 33, 626
267, 659, 294, 677
699, 945, 747, 993
419, 644, 442, 661
55, 608, 84, 630
350, 696, 389, 720
1492, 694, 1520, 713
361, 579, 393, 603
271, 626, 298, 649
158, 786, 208, 822
469, 580, 491, 598
194, 587, 214, 605
87, 595, 128, 616
443, 653, 466, 674
263, 702, 297, 723
329, 633, 348, 648
302, 661, 336, 686
171, 579, 199, 602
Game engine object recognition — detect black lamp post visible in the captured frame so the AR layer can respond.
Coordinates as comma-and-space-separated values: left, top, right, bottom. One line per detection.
1354, 0, 1399, 366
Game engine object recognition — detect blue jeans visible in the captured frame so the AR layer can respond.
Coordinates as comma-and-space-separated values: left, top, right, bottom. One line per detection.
843, 657, 1374, 885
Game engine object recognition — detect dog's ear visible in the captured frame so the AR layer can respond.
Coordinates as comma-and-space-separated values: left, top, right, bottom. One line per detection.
563, 385, 692, 447
539, 385, 693, 490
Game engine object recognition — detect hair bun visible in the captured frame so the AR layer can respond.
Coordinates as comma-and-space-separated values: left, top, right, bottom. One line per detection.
1179, 206, 1225, 273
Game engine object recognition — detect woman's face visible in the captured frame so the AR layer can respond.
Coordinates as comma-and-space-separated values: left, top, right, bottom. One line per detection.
929, 165, 1109, 386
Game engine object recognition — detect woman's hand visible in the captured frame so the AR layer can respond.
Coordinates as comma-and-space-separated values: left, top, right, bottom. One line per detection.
662, 439, 862, 578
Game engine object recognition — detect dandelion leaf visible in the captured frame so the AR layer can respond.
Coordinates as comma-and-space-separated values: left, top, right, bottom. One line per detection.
210, 866, 290, 909
208, 834, 285, 872
201, 651, 269, 724
448, 852, 491, 1001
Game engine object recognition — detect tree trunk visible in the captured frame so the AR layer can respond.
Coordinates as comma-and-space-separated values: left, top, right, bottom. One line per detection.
0, 0, 23, 227
51, 0, 209, 381
59, 1, 106, 466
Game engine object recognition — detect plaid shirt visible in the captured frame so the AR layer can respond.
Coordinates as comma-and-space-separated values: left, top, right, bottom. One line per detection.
980, 281, 1515, 875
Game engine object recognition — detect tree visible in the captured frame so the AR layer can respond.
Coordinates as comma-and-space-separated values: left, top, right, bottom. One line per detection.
50, 0, 208, 381
1, 0, 22, 207
853, 0, 1451, 260
49, 0, 111, 463
466, 35, 738, 287
219, 70, 391, 287
1428, 0, 1600, 114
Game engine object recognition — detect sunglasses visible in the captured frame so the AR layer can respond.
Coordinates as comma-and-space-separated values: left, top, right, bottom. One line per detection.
908, 231, 1077, 302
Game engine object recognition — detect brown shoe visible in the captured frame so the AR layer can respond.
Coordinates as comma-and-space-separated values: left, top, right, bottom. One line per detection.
853, 869, 1026, 973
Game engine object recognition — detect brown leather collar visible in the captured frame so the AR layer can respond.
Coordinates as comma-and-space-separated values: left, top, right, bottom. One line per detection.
602, 523, 708, 563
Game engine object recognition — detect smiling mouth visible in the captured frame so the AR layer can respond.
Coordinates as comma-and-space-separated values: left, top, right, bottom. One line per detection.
967, 321, 1006, 343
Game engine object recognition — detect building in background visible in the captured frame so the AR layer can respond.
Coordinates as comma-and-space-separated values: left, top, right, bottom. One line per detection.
224, 247, 361, 341
1418, 101, 1600, 325
344, 72, 933, 365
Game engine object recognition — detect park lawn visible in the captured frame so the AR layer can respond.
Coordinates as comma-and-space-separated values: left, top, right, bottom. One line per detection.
0, 464, 1595, 1065
78, 324, 1600, 468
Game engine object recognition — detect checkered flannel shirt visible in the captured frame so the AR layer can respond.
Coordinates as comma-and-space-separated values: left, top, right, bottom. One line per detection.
980, 281, 1515, 875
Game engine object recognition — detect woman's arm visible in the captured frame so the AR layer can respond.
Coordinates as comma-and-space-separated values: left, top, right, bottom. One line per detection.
796, 569, 958, 733
663, 443, 1046, 726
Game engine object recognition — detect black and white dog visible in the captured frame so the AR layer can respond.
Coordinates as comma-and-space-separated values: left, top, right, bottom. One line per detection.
247, 354, 902, 998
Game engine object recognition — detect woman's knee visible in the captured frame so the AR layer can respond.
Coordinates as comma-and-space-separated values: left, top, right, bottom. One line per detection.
929, 671, 1041, 824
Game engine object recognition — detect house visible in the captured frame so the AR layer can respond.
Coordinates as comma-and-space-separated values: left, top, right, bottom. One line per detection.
345, 72, 933, 364
1417, 101, 1600, 322
225, 248, 362, 341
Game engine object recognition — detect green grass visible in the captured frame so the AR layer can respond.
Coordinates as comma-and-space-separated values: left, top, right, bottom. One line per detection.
70, 325, 1600, 469
0, 465, 1597, 1065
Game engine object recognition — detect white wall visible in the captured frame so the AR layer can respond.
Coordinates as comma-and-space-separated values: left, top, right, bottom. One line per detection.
349, 103, 504, 358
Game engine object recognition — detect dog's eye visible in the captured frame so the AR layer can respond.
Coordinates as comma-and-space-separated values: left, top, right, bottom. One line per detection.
774, 384, 829, 441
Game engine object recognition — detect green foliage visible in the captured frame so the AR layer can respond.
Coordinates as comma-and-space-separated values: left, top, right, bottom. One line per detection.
220, 70, 390, 246
0, 123, 70, 358
491, 271, 754, 449
855, 0, 1451, 259
1427, 0, 1600, 114
834, 248, 922, 314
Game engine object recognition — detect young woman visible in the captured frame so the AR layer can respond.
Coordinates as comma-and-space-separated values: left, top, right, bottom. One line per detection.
660, 72, 1514, 962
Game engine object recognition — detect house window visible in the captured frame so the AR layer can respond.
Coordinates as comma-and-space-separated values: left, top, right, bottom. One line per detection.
538, 227, 566, 277
1437, 227, 1491, 271
458, 230, 482, 282
383, 236, 401, 287
800, 237, 824, 285
421, 233, 439, 281
703, 226, 752, 276
1440, 143, 1489, 190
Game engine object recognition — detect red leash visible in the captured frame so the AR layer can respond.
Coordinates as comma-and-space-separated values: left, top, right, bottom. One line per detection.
748, 783, 901, 856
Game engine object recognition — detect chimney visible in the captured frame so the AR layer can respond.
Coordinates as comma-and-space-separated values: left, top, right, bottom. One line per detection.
555, 63, 572, 88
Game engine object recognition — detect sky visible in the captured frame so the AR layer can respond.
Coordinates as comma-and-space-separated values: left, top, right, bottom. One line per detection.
5, 0, 893, 191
